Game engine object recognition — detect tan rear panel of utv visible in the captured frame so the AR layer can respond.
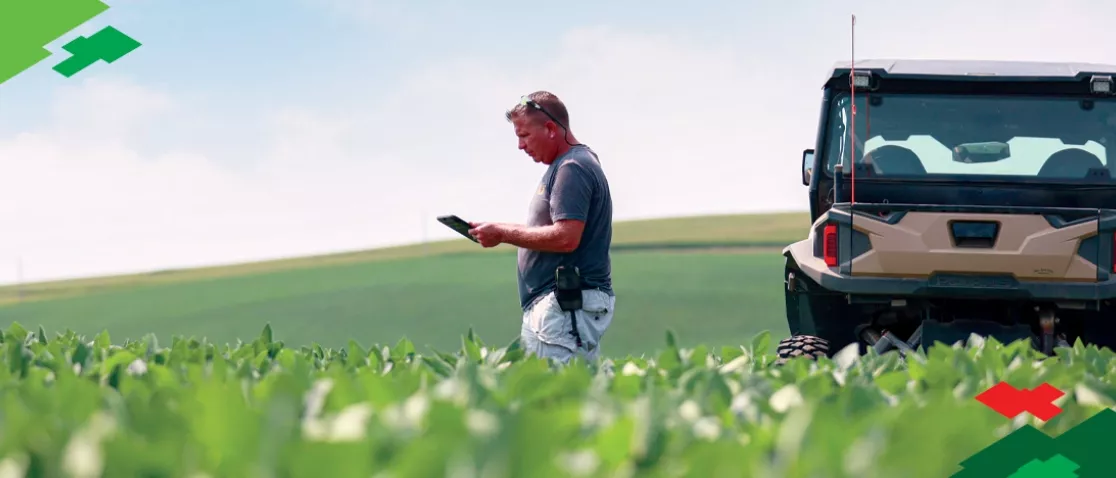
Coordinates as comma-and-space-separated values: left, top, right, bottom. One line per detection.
850, 212, 1098, 281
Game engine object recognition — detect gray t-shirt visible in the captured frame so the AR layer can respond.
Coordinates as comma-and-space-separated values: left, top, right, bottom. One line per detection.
517, 144, 614, 310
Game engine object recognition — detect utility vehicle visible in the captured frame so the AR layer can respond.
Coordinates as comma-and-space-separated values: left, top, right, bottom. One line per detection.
779, 59, 1116, 362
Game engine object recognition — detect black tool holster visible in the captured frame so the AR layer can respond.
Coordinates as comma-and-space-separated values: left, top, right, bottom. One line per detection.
555, 265, 584, 348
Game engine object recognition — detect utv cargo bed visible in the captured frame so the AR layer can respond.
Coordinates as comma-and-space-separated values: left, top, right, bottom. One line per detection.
785, 204, 1116, 302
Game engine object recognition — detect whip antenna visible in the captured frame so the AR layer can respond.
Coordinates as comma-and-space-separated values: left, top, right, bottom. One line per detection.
849, 14, 857, 207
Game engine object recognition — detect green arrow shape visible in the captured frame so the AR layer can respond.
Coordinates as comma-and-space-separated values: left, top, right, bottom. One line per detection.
1010, 454, 1080, 478
0, 0, 110, 85
53, 26, 141, 77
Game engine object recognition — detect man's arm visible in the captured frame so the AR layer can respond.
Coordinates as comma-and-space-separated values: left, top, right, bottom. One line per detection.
489, 161, 593, 252
497, 219, 585, 252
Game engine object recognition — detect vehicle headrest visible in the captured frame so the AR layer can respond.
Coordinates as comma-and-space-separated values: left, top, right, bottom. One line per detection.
866, 145, 926, 175
1037, 148, 1103, 178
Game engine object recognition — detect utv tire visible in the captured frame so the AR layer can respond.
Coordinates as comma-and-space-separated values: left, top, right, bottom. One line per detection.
775, 335, 830, 365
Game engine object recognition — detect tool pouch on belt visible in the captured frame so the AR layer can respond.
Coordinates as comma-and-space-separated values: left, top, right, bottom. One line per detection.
555, 265, 583, 311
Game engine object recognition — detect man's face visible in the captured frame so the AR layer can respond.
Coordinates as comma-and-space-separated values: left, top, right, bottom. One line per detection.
512, 114, 556, 164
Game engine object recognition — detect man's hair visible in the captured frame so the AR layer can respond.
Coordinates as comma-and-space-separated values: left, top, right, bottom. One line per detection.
505, 90, 570, 129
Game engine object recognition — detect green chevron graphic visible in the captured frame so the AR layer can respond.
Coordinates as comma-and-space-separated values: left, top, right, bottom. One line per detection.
1009, 454, 1080, 478
953, 408, 1116, 477
0, 0, 140, 85
53, 25, 141, 77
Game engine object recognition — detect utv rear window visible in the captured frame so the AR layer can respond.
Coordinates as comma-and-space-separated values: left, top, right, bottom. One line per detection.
824, 93, 1115, 181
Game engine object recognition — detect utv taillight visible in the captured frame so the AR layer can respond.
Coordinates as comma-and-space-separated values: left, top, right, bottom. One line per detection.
823, 224, 838, 267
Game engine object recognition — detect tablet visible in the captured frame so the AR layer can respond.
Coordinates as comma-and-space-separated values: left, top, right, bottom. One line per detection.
436, 215, 479, 243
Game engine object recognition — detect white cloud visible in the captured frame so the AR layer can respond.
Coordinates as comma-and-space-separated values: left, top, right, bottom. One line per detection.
7, 2, 1116, 285
335, 25, 810, 219
47, 76, 175, 146
0, 25, 821, 284
0, 79, 432, 283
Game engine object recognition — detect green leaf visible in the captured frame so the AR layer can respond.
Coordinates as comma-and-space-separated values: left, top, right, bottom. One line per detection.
499, 337, 524, 364
393, 337, 416, 360
260, 323, 273, 344
93, 329, 112, 352
5, 322, 29, 343
721, 345, 744, 362
462, 334, 482, 364
346, 340, 367, 368
7, 340, 28, 377
750, 330, 772, 357
422, 356, 454, 377
873, 371, 909, 395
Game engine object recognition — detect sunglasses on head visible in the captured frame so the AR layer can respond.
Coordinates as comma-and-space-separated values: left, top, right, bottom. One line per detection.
514, 96, 570, 132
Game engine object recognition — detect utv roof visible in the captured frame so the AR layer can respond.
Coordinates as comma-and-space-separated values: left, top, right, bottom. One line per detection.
827, 59, 1116, 82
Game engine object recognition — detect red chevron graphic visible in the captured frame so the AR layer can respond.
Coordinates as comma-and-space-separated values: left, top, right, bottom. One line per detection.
975, 382, 1065, 421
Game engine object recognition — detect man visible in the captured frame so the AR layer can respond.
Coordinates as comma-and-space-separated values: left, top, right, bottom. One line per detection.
468, 91, 615, 364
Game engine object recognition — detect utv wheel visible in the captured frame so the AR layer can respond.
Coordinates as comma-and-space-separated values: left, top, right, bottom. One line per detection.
775, 335, 830, 365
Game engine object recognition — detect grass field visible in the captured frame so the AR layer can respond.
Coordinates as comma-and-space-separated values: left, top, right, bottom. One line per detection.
2, 210, 1114, 477
0, 212, 807, 356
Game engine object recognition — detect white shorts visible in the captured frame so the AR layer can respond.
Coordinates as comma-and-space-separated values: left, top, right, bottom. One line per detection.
521, 288, 615, 363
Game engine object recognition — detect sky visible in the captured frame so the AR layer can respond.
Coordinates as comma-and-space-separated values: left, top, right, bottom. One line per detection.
0, 0, 1112, 284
